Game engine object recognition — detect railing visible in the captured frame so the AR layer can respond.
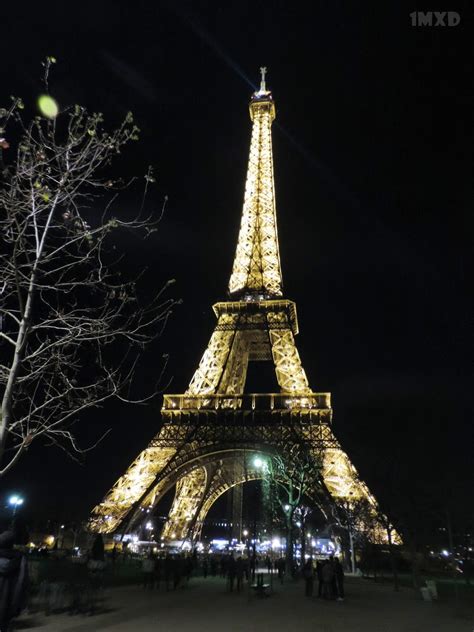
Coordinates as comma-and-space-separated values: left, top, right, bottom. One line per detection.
162, 392, 331, 412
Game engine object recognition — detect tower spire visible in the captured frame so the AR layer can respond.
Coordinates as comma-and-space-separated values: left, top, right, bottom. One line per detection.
259, 66, 267, 92
228, 69, 283, 299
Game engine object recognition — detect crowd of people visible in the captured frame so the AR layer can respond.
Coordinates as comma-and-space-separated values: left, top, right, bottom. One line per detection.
140, 549, 346, 602
303, 556, 345, 600
0, 526, 348, 632
141, 550, 251, 593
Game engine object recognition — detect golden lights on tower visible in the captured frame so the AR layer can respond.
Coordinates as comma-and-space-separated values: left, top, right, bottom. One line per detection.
88, 70, 399, 546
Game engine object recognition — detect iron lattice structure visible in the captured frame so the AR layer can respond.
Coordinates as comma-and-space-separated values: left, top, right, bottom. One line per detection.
89, 74, 391, 542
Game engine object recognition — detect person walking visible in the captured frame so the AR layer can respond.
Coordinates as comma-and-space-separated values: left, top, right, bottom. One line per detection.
303, 559, 314, 597
0, 530, 28, 632
334, 557, 345, 601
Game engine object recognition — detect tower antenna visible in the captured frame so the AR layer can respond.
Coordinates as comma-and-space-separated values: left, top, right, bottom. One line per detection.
259, 66, 267, 92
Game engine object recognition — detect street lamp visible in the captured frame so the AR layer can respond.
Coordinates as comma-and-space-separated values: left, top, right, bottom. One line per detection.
253, 457, 264, 469
8, 495, 24, 517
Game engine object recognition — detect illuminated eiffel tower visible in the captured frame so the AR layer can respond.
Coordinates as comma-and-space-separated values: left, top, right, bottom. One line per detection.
90, 70, 384, 541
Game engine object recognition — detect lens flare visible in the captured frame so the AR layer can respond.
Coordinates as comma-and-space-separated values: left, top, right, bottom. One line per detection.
38, 95, 59, 119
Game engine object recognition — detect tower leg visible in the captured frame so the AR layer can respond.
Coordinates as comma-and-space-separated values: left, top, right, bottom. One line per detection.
88, 445, 176, 533
161, 466, 208, 541
231, 483, 243, 542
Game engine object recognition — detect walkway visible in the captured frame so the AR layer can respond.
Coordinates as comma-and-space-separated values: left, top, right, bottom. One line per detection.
18, 575, 473, 631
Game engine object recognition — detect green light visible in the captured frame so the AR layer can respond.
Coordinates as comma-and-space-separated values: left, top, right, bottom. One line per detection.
37, 95, 59, 119
254, 457, 264, 468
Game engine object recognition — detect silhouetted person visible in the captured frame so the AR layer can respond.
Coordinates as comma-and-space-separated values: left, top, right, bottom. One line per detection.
155, 557, 162, 590
236, 557, 245, 592
210, 557, 217, 576
243, 557, 250, 581
227, 554, 236, 592
173, 556, 183, 590
184, 556, 193, 583
0, 531, 28, 632
276, 558, 285, 584
322, 559, 335, 599
90, 534, 104, 562
164, 555, 173, 591
142, 553, 155, 589
316, 560, 323, 597
122, 541, 129, 562
303, 560, 314, 597
250, 553, 256, 582
265, 555, 272, 574
334, 557, 345, 601
220, 554, 228, 578
329, 555, 338, 598
202, 558, 208, 578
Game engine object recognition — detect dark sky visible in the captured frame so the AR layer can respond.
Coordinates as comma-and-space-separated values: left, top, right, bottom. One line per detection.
1, 2, 473, 532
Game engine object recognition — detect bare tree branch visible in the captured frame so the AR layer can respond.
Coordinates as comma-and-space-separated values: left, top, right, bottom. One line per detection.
0, 63, 179, 473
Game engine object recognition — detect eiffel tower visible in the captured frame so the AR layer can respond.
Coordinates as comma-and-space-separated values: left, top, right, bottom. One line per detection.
89, 70, 384, 541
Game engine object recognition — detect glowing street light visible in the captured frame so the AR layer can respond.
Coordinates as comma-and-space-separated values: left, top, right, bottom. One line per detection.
9, 495, 24, 517
253, 457, 264, 469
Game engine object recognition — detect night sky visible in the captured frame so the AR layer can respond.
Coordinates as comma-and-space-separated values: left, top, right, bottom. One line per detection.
1, 2, 473, 534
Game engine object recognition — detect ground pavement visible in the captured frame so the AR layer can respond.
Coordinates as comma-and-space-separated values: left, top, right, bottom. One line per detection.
17, 574, 473, 632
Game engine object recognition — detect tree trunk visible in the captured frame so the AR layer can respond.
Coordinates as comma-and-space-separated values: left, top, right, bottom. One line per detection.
301, 522, 306, 563
387, 527, 399, 591
349, 528, 356, 574
285, 515, 294, 577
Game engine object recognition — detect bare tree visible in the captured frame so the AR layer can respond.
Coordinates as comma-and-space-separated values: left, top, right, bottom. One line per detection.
265, 449, 323, 575
294, 504, 312, 563
335, 493, 401, 587
0, 62, 178, 475
333, 497, 371, 574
